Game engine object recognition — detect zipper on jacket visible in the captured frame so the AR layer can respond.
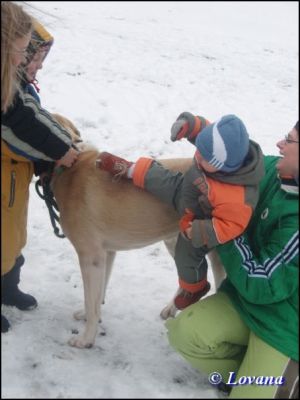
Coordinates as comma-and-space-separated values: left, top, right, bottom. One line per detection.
8, 171, 16, 208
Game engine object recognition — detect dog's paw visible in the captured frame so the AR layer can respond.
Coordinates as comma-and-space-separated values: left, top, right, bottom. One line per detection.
73, 310, 102, 323
73, 310, 86, 320
160, 303, 178, 320
68, 336, 94, 349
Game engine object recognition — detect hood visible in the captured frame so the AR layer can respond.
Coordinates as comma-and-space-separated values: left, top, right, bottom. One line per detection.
26, 19, 54, 64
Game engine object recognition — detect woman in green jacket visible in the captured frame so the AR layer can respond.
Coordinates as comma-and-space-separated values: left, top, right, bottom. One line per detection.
165, 121, 299, 398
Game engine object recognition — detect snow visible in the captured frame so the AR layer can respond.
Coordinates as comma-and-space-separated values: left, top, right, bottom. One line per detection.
2, 1, 298, 398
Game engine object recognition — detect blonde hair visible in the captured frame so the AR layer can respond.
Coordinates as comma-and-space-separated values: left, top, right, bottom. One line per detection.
1, 1, 32, 112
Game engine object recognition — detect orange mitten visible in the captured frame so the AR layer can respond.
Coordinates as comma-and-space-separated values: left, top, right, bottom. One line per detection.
179, 209, 195, 238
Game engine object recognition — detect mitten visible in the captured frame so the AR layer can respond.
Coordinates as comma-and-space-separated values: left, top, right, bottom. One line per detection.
170, 112, 210, 144
179, 208, 195, 239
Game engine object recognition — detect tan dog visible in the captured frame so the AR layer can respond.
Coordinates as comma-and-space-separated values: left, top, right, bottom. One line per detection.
51, 114, 225, 348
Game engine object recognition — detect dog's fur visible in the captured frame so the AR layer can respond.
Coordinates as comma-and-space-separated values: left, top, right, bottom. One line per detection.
51, 114, 225, 348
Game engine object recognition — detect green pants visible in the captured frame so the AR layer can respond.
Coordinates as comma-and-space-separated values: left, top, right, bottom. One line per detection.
166, 292, 290, 398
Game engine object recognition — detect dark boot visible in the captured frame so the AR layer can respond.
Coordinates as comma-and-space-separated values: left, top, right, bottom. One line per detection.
1, 314, 11, 333
2, 255, 38, 311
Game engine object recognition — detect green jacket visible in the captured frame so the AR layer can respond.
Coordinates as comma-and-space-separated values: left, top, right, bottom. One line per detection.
218, 155, 299, 361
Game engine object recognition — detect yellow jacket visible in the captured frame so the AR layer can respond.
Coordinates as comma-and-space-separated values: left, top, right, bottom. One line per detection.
1, 140, 34, 275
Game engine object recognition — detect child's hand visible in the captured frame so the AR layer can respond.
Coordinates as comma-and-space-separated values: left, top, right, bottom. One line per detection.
184, 226, 192, 239
170, 112, 210, 144
170, 112, 200, 142
179, 209, 195, 239
56, 147, 79, 168
170, 119, 189, 141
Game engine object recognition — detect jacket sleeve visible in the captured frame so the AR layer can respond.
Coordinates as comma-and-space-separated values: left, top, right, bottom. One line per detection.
217, 222, 299, 304
190, 176, 253, 249
191, 202, 253, 249
1, 90, 72, 161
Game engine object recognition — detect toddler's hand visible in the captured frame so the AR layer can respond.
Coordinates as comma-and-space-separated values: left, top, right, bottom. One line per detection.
179, 209, 195, 239
170, 112, 210, 145
170, 119, 189, 141
184, 226, 192, 239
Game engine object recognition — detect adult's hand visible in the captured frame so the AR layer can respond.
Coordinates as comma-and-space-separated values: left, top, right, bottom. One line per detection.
56, 147, 79, 167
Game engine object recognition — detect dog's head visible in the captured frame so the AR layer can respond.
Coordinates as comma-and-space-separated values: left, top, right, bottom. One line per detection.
52, 113, 96, 152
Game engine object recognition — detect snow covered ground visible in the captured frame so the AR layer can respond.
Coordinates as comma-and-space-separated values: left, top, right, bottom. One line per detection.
2, 1, 298, 398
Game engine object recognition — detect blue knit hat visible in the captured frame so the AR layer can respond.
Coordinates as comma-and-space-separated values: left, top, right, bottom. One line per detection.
195, 115, 249, 172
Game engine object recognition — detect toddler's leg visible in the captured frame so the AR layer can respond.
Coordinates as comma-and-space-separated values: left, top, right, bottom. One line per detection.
133, 158, 184, 213
173, 235, 210, 309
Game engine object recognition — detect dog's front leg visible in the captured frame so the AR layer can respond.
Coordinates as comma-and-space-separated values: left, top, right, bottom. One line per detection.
69, 254, 106, 349
102, 251, 116, 304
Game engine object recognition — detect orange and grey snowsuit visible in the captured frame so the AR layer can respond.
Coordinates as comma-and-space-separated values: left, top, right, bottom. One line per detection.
130, 140, 265, 292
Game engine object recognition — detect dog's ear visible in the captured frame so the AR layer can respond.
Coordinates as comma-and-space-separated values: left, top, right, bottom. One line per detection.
51, 113, 81, 139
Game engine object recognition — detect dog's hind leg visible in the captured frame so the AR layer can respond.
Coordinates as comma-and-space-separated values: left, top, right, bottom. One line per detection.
69, 251, 107, 348
160, 237, 178, 319
160, 287, 180, 320
160, 250, 226, 320
208, 249, 226, 289
163, 237, 177, 259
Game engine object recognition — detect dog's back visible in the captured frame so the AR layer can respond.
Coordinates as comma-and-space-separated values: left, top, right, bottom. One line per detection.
52, 150, 192, 253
